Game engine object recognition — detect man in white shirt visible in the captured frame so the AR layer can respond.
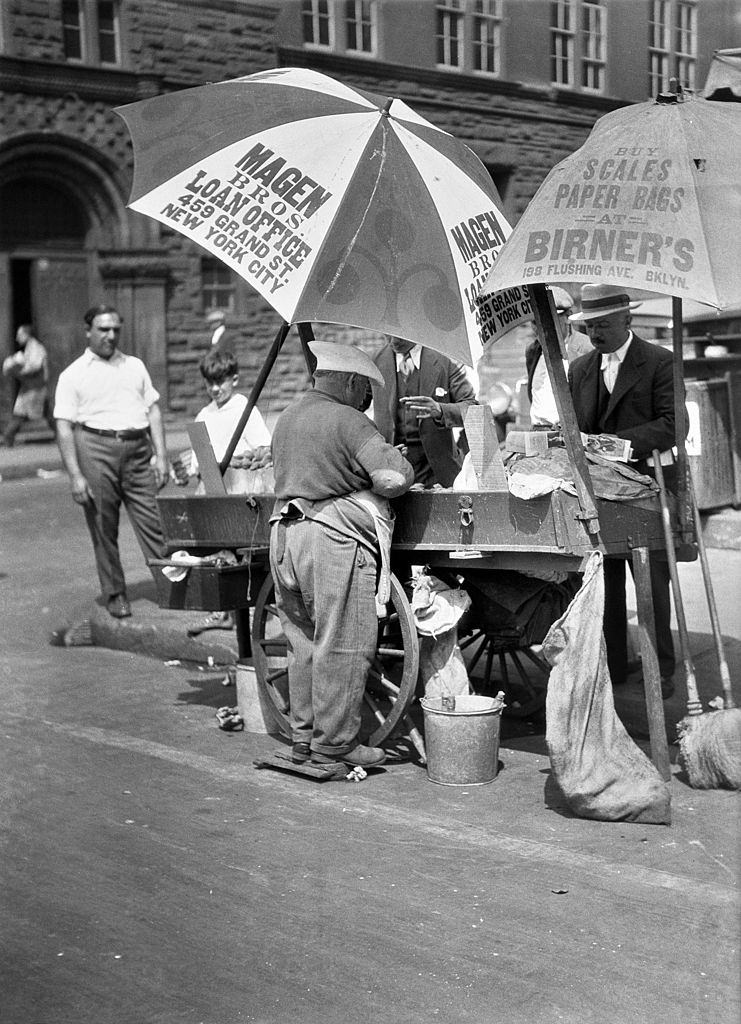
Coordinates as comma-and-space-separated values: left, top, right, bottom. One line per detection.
525, 287, 592, 428
54, 305, 167, 619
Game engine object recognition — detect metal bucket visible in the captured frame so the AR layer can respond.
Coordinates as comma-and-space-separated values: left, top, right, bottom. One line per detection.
421, 694, 504, 786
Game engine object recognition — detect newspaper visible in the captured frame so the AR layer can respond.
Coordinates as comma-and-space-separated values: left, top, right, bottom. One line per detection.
581, 433, 632, 463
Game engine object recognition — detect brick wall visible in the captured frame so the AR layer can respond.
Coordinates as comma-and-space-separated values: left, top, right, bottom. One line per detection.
2, 1, 604, 421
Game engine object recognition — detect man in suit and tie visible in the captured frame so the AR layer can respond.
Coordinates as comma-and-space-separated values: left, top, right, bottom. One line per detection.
372, 335, 477, 488
568, 283, 682, 698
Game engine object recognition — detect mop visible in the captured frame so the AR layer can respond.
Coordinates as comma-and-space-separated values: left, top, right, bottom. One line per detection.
653, 453, 741, 790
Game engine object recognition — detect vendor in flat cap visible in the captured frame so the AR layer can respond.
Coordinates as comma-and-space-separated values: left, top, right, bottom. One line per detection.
568, 283, 684, 699
269, 341, 414, 768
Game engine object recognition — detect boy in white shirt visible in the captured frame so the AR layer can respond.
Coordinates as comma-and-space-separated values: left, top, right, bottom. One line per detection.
176, 349, 272, 495
178, 349, 272, 634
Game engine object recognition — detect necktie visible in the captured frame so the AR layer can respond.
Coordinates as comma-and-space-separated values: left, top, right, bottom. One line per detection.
399, 353, 414, 378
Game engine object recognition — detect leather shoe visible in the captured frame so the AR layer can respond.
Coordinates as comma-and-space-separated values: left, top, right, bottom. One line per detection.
107, 594, 132, 619
312, 744, 386, 767
291, 742, 311, 764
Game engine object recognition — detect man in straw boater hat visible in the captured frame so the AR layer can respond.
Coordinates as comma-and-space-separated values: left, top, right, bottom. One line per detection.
568, 283, 685, 699
269, 341, 414, 768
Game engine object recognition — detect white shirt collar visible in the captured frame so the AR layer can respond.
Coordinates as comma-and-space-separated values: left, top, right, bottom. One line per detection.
83, 347, 125, 365
600, 331, 633, 369
394, 344, 422, 371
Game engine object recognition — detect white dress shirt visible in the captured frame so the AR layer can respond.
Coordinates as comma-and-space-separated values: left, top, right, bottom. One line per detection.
54, 349, 159, 430
601, 332, 633, 393
394, 344, 422, 375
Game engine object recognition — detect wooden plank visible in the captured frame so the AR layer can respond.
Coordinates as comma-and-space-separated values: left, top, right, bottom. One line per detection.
187, 421, 227, 495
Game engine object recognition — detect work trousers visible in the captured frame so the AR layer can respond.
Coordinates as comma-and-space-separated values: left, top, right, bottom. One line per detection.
269, 516, 378, 756
75, 429, 165, 600
603, 553, 675, 685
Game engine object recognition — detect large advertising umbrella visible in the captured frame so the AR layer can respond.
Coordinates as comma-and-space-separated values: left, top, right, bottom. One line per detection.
480, 90, 741, 310
479, 88, 741, 535
116, 66, 511, 368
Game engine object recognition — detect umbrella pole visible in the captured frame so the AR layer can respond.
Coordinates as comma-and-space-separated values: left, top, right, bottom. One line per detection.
219, 319, 291, 474
297, 322, 317, 376
529, 284, 600, 536
671, 296, 692, 540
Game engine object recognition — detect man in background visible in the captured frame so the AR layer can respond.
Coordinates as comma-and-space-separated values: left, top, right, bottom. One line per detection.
54, 305, 167, 619
206, 309, 229, 351
525, 287, 592, 428
372, 335, 476, 488
1, 324, 55, 446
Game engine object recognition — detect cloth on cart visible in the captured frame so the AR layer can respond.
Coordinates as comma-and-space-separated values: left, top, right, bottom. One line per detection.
542, 550, 671, 825
507, 447, 659, 503
412, 572, 471, 699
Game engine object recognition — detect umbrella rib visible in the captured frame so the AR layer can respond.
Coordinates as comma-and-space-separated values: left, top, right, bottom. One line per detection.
315, 117, 388, 299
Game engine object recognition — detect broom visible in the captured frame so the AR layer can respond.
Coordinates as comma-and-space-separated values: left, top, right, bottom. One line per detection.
653, 452, 741, 789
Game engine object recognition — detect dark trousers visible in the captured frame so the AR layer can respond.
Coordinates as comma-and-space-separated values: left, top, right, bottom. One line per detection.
269, 517, 378, 755
75, 430, 165, 600
2, 405, 56, 445
603, 554, 675, 684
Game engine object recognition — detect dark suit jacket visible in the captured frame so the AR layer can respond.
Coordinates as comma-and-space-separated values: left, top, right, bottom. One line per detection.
568, 333, 680, 462
372, 345, 477, 487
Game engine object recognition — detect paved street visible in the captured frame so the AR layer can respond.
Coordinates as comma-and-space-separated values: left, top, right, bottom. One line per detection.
1, 474, 740, 1024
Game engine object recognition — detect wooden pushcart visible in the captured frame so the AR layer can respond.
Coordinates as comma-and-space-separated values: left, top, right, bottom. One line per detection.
154, 296, 687, 779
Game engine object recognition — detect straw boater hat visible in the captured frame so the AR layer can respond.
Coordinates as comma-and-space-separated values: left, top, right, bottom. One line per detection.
310, 341, 385, 385
206, 308, 226, 324
569, 284, 641, 321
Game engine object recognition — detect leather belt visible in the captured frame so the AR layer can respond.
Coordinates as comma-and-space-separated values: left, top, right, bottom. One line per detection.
78, 424, 149, 441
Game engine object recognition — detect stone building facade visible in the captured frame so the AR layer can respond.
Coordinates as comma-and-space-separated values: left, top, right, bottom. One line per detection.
0, 0, 736, 429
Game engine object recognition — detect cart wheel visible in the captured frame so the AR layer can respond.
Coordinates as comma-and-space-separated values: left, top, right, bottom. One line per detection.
251, 571, 421, 750
459, 630, 550, 719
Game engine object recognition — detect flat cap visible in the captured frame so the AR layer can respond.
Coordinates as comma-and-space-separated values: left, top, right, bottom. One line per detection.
310, 341, 384, 385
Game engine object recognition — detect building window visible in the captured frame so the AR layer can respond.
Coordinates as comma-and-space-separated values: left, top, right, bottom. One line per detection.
202, 258, 236, 314
436, 0, 465, 70
649, 0, 696, 96
62, 0, 84, 61
97, 0, 121, 64
674, 1, 697, 89
581, 1, 605, 91
551, 0, 575, 87
62, 0, 121, 65
472, 0, 502, 76
345, 0, 376, 55
303, 0, 334, 48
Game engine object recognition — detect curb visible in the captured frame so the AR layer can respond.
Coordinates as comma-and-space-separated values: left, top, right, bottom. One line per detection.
54, 601, 239, 668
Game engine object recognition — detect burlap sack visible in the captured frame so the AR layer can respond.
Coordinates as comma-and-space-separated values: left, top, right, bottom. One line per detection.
543, 550, 671, 825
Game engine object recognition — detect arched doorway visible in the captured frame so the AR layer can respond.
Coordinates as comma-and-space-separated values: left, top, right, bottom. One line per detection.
0, 134, 168, 433
0, 176, 92, 410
